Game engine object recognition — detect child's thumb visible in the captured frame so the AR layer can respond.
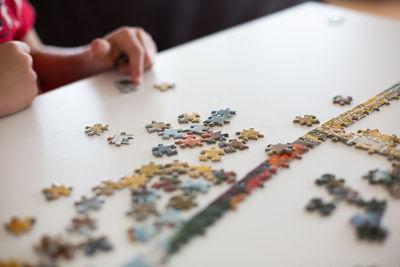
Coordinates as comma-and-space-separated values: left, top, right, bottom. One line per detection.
91, 38, 111, 59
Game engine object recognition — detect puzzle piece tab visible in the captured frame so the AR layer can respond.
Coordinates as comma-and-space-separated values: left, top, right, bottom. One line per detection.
265, 143, 293, 155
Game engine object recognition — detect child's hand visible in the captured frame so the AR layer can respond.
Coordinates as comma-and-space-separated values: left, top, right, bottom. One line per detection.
90, 27, 157, 85
0, 41, 38, 117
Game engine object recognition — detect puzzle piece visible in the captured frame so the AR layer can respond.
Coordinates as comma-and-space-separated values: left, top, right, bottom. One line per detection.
92, 184, 115, 196
152, 176, 181, 192
212, 169, 237, 185
115, 79, 138, 93
152, 144, 178, 157
120, 174, 148, 190
34, 235, 75, 260
363, 165, 400, 199
107, 132, 134, 146
175, 135, 204, 148
305, 198, 336, 216
219, 139, 249, 153
154, 82, 175, 92
42, 184, 72, 200
178, 113, 200, 123
158, 128, 185, 139
155, 208, 184, 227
167, 195, 197, 210
351, 212, 387, 241
185, 124, 210, 135
78, 236, 112, 256
67, 215, 96, 236
128, 223, 161, 243
85, 124, 110, 136
145, 121, 171, 133
230, 194, 247, 210
293, 115, 320, 127
352, 129, 400, 155
179, 178, 211, 196
163, 160, 189, 175
236, 128, 264, 141
189, 164, 213, 179
211, 108, 236, 118
135, 162, 163, 178
265, 143, 293, 155
75, 195, 105, 214
267, 143, 306, 168
200, 147, 225, 162
203, 115, 231, 127
201, 131, 229, 144
131, 188, 160, 205
4, 217, 36, 235
102, 179, 126, 190
126, 203, 159, 221
333, 95, 353, 105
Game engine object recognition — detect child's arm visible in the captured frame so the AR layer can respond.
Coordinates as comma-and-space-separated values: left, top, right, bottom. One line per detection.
23, 27, 156, 90
0, 41, 38, 117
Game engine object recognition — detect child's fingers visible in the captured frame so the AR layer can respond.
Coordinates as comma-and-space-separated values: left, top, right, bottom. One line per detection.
12, 41, 31, 54
114, 29, 145, 85
91, 38, 112, 60
136, 29, 156, 69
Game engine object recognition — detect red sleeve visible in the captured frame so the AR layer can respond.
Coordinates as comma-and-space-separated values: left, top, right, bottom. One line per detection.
14, 0, 36, 40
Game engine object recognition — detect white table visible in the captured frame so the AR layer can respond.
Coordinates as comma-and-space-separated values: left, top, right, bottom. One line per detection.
1, 2, 400, 266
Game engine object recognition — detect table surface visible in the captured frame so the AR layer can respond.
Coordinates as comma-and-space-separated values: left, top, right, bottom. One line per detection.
1, 2, 400, 267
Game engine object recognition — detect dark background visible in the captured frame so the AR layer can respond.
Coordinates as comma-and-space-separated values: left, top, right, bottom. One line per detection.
30, 0, 308, 51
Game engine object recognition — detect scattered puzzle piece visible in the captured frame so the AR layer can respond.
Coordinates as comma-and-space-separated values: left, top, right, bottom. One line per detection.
152, 144, 178, 157
351, 212, 387, 241
155, 208, 184, 227
203, 115, 230, 127
120, 174, 148, 190
175, 135, 204, 148
67, 215, 96, 236
135, 162, 163, 178
152, 176, 181, 192
154, 82, 175, 92
131, 188, 160, 205
92, 184, 115, 196
178, 113, 201, 123
293, 115, 320, 127
167, 195, 197, 210
185, 124, 210, 135
102, 179, 126, 190
128, 223, 161, 243
201, 131, 229, 144
189, 164, 213, 179
219, 139, 249, 153
158, 128, 185, 139
305, 198, 336, 216
145, 121, 171, 133
115, 79, 138, 93
333, 95, 353, 105
200, 147, 225, 162
4, 217, 36, 235
267, 143, 306, 168
75, 195, 105, 214
34, 235, 75, 260
265, 143, 293, 155
211, 108, 236, 118
163, 160, 189, 175
236, 128, 264, 141
212, 170, 237, 185
42, 184, 72, 200
78, 236, 112, 256
85, 124, 110, 136
126, 203, 159, 221
179, 179, 211, 196
107, 132, 134, 146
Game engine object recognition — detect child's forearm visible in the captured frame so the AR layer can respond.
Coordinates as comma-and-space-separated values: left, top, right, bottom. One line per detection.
31, 46, 109, 90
